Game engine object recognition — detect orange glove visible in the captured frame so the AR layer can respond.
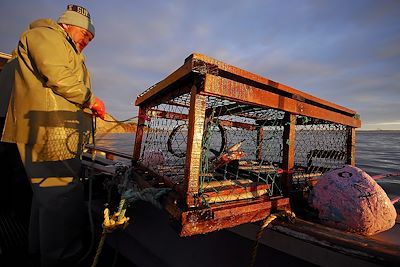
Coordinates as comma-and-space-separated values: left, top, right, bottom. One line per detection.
91, 97, 106, 120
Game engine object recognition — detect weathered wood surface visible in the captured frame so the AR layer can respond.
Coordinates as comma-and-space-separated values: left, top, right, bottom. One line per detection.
179, 196, 290, 236
203, 74, 360, 127
136, 53, 360, 127
184, 85, 207, 207
187, 53, 357, 116
202, 183, 270, 204
269, 218, 400, 265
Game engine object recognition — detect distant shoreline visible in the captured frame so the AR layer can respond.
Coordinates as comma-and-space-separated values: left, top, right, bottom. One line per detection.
95, 113, 137, 134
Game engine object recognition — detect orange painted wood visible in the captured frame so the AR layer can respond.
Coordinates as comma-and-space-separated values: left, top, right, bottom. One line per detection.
179, 196, 290, 236
282, 113, 296, 195
132, 107, 146, 162
187, 53, 356, 116
149, 109, 189, 120
203, 75, 361, 128
184, 85, 207, 207
212, 197, 289, 219
218, 120, 256, 130
135, 60, 193, 106
202, 183, 270, 198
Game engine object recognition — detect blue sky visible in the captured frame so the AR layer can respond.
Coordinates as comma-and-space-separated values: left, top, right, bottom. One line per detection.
1, 0, 399, 130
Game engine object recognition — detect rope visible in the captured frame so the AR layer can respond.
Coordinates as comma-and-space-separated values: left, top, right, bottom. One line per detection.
82, 115, 133, 266
91, 203, 130, 267
101, 115, 139, 123
250, 210, 296, 267
77, 116, 97, 265
90, 165, 170, 267
87, 113, 159, 267
91, 231, 107, 267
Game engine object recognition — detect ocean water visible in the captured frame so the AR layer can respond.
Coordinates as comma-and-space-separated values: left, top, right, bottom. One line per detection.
95, 130, 400, 199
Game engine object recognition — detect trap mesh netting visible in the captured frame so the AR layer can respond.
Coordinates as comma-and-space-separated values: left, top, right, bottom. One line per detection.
138, 93, 350, 206
131, 53, 360, 236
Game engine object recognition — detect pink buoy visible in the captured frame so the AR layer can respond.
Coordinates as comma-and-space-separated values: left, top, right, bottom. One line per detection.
309, 165, 397, 235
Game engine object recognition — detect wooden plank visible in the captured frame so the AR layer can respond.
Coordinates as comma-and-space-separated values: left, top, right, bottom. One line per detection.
230, 221, 399, 267
269, 218, 400, 265
132, 107, 146, 162
203, 189, 268, 204
212, 197, 290, 219
135, 59, 193, 106
141, 84, 193, 111
201, 179, 253, 188
202, 183, 270, 198
238, 164, 276, 172
184, 85, 207, 207
180, 210, 268, 236
188, 53, 357, 116
282, 113, 296, 195
179, 197, 290, 236
347, 127, 356, 165
203, 75, 361, 128
148, 109, 188, 120
218, 120, 256, 130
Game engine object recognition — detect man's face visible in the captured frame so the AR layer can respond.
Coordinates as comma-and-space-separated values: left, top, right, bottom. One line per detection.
63, 25, 93, 52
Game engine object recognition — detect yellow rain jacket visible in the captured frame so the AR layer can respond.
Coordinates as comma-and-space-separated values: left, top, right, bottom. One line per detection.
1, 18, 95, 159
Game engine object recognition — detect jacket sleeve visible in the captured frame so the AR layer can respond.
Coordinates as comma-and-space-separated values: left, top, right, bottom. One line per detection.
23, 27, 94, 106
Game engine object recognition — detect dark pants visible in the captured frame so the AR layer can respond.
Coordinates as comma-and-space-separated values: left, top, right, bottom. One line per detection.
16, 143, 87, 267
29, 179, 86, 267
0, 117, 32, 220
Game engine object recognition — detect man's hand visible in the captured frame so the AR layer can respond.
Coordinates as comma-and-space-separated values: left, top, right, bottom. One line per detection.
91, 97, 106, 119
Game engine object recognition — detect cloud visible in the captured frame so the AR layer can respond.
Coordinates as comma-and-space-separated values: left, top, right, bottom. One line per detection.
0, 0, 399, 129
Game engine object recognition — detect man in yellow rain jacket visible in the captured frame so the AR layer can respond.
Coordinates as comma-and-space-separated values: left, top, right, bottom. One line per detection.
0, 4, 105, 266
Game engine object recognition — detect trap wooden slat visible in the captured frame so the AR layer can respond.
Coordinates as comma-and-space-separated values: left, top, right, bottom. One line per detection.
179, 196, 290, 236
202, 74, 360, 128
203, 187, 269, 204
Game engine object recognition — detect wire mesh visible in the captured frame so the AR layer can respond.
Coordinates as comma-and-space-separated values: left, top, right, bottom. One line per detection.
139, 92, 191, 185
37, 125, 91, 161
139, 93, 286, 205
293, 116, 349, 185
138, 92, 351, 206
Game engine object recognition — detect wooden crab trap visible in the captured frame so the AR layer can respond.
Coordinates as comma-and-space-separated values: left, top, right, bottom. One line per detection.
132, 53, 361, 236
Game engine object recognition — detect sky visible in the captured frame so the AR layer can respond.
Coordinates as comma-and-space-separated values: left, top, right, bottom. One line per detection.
0, 0, 399, 130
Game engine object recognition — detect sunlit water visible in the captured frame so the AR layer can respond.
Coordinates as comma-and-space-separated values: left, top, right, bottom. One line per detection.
95, 131, 400, 199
